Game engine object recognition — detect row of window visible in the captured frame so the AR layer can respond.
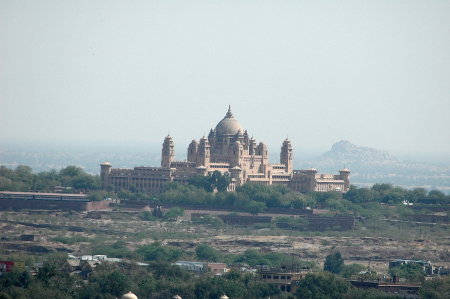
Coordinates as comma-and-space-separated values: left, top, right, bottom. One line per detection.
262, 275, 291, 280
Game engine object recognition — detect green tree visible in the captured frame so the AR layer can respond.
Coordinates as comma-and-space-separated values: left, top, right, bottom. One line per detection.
340, 263, 366, 279
195, 244, 221, 262
164, 181, 180, 191
245, 200, 266, 215
164, 207, 185, 220
0, 268, 33, 289
188, 171, 231, 193
428, 190, 445, 199
295, 272, 350, 299
71, 174, 101, 190
0, 292, 12, 299
418, 276, 450, 299
60, 165, 85, 177
324, 251, 344, 274
94, 270, 132, 298
88, 190, 107, 201
211, 171, 232, 192
413, 187, 427, 198
388, 263, 426, 282
136, 242, 184, 262
344, 185, 377, 203
194, 276, 246, 299
138, 211, 157, 221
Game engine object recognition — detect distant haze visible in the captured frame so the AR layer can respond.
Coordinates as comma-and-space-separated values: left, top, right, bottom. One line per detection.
1, 1, 449, 161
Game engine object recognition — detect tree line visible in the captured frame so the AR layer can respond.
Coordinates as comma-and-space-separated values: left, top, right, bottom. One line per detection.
1, 165, 449, 215
0, 165, 101, 193
2, 246, 447, 299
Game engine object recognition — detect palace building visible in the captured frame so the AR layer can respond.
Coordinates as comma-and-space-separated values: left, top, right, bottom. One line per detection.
100, 107, 350, 194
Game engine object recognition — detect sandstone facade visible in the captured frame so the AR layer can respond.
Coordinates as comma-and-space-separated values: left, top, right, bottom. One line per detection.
101, 107, 350, 194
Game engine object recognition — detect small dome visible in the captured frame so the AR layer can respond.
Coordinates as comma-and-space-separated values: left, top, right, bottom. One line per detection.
340, 168, 350, 172
220, 295, 229, 299
121, 291, 138, 299
100, 161, 112, 166
307, 167, 317, 172
172, 295, 182, 299
258, 141, 267, 148
215, 106, 244, 137
190, 139, 198, 144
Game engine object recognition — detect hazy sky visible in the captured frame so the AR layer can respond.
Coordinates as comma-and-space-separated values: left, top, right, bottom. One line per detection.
1, 1, 449, 160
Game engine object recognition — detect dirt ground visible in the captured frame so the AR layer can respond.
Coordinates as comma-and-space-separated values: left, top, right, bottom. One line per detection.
1, 209, 450, 275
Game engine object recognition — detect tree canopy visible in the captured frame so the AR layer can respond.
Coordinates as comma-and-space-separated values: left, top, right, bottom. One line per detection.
0, 165, 101, 192
324, 251, 344, 274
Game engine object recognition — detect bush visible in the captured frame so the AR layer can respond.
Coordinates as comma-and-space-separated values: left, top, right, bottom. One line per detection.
164, 207, 185, 220
136, 242, 184, 262
138, 211, 157, 221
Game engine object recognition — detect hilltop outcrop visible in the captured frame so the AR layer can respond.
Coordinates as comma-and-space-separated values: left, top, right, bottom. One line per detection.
297, 141, 450, 192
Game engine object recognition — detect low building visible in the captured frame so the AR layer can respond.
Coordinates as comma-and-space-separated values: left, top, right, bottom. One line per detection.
172, 261, 206, 272
61, 260, 81, 273
172, 261, 228, 275
0, 191, 88, 201
257, 267, 317, 294
207, 263, 228, 275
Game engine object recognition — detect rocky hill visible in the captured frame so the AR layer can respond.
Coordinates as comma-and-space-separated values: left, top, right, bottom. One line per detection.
317, 140, 399, 164
296, 141, 450, 193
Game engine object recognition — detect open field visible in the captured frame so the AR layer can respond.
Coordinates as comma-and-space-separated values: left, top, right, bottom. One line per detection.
1, 207, 450, 276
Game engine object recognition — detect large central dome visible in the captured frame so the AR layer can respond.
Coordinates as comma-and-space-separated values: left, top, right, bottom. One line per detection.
215, 106, 244, 136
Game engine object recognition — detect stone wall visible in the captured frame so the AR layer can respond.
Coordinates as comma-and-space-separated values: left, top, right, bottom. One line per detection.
0, 199, 110, 211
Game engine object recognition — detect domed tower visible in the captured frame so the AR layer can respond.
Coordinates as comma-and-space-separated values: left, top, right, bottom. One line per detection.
100, 161, 112, 190
197, 136, 210, 167
212, 106, 245, 156
280, 138, 293, 174
215, 106, 244, 137
187, 139, 198, 163
161, 135, 175, 168
339, 167, 351, 192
